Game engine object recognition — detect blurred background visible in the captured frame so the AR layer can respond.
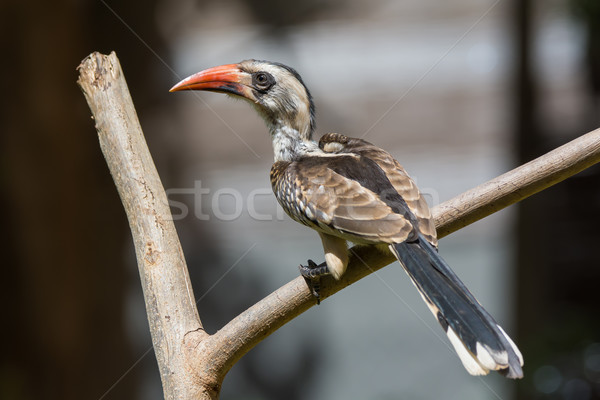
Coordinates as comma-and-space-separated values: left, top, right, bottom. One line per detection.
1, 0, 599, 399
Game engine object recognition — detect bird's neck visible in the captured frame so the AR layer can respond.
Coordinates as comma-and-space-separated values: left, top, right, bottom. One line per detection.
270, 122, 317, 162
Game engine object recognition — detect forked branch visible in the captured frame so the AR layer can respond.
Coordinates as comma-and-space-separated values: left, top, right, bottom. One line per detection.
78, 51, 600, 399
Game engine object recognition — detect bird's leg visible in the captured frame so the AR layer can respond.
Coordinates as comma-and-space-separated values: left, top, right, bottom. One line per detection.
299, 260, 330, 304
318, 233, 348, 280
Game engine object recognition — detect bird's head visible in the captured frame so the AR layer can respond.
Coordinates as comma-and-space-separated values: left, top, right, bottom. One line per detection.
171, 60, 315, 140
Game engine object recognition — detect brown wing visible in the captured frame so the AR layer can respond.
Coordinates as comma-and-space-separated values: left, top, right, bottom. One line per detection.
361, 147, 438, 246
271, 154, 417, 245
318, 132, 438, 246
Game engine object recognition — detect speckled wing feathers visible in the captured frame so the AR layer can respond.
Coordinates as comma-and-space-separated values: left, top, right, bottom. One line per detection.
270, 133, 436, 246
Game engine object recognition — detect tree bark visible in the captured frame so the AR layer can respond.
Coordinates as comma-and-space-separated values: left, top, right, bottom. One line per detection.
78, 52, 209, 399
78, 51, 600, 399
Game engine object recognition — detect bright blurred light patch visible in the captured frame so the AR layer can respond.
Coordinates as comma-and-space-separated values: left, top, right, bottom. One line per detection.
466, 42, 499, 75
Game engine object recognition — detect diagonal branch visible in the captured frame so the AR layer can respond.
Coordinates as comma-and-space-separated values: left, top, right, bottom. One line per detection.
78, 51, 600, 399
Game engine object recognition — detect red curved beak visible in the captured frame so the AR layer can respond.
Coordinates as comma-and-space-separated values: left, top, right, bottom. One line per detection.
169, 63, 247, 96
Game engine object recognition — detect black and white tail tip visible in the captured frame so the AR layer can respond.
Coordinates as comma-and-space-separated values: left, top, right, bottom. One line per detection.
445, 319, 524, 378
390, 238, 524, 379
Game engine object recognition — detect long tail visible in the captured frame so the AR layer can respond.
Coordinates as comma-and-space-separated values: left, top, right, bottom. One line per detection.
390, 236, 524, 378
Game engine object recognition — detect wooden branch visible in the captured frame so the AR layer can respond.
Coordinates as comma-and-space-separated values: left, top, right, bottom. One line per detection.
77, 52, 210, 399
78, 51, 600, 399
434, 130, 600, 237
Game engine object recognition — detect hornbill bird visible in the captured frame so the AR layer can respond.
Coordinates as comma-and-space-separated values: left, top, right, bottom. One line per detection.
170, 59, 524, 379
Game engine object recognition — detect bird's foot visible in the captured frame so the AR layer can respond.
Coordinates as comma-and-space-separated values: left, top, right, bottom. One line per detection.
299, 260, 330, 305
299, 259, 329, 278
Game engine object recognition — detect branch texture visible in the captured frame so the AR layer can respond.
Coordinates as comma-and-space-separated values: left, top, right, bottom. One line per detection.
79, 51, 600, 399
77, 52, 209, 399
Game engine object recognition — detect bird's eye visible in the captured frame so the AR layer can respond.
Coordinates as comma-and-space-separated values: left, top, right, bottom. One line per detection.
252, 72, 275, 91
256, 73, 268, 83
